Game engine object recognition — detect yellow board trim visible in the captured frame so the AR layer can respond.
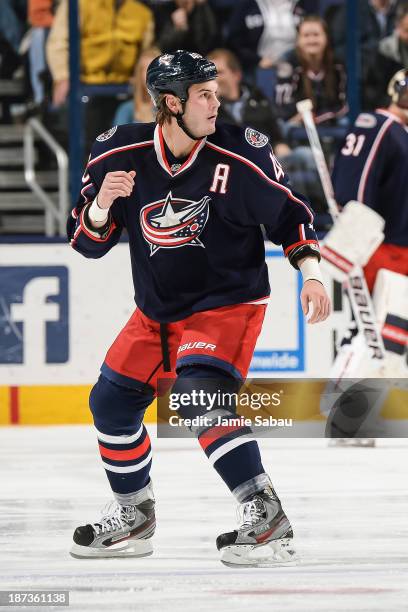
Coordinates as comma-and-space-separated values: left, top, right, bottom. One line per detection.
0, 387, 9, 425
0, 385, 407, 425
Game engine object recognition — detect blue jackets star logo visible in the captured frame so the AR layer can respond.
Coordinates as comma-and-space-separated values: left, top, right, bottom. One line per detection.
140, 191, 210, 255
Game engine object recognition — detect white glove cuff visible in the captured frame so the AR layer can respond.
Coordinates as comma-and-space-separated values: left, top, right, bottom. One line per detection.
299, 256, 324, 285
88, 196, 109, 224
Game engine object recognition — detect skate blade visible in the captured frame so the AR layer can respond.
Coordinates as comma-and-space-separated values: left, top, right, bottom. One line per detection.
220, 537, 298, 568
69, 537, 153, 559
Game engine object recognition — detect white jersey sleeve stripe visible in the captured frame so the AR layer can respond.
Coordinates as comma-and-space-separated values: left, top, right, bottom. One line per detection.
357, 118, 393, 203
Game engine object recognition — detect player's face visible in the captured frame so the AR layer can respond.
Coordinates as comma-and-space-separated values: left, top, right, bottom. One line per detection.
297, 21, 328, 57
183, 81, 220, 136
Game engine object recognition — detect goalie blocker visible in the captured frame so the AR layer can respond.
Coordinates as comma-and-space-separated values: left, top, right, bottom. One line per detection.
320, 201, 385, 283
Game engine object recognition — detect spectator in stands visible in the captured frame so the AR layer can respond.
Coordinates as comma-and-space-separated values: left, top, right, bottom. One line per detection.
380, 1, 408, 63
330, 0, 401, 69
46, 0, 154, 146
363, 2, 408, 108
156, 0, 219, 56
275, 15, 347, 126
208, 48, 290, 156
225, 0, 302, 78
27, 0, 54, 106
47, 0, 154, 106
113, 46, 161, 126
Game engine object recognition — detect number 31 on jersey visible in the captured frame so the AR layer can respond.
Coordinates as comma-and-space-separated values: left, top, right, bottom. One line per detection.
341, 133, 366, 157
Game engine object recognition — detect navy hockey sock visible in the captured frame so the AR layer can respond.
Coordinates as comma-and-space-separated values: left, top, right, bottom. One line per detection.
90, 374, 154, 500
174, 366, 268, 500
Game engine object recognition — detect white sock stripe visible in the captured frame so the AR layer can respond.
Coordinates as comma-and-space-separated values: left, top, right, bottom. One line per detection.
95, 424, 144, 445
102, 451, 152, 473
207, 435, 252, 465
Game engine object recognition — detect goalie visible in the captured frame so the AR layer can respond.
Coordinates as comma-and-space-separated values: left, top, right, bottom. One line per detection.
324, 69, 408, 444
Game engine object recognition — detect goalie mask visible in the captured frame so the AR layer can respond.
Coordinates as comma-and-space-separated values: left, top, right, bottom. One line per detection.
387, 68, 408, 110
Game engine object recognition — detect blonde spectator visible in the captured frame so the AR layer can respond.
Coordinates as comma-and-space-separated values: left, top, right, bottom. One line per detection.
113, 47, 161, 126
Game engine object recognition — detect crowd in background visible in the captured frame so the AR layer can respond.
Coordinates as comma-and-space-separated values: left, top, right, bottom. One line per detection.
0, 0, 407, 211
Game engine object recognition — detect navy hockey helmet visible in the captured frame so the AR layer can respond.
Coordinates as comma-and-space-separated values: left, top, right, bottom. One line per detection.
387, 68, 408, 109
146, 50, 218, 107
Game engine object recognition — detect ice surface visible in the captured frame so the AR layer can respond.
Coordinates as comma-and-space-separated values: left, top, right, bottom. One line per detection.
0, 426, 407, 611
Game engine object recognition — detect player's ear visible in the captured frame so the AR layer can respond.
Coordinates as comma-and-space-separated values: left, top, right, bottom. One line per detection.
165, 94, 182, 115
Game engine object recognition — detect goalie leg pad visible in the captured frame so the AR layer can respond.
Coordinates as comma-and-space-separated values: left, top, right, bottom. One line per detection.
373, 269, 408, 376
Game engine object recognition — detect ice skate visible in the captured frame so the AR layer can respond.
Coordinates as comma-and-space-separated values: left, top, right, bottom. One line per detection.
329, 438, 376, 448
70, 498, 155, 559
216, 485, 297, 567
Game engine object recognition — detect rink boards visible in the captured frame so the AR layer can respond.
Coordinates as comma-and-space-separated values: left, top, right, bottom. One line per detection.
0, 242, 406, 424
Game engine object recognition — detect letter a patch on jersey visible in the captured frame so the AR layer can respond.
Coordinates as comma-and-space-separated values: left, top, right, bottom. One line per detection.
140, 191, 210, 255
210, 164, 230, 194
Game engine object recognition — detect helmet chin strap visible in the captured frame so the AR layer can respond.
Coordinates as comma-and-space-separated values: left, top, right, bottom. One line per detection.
172, 98, 206, 140
175, 112, 203, 141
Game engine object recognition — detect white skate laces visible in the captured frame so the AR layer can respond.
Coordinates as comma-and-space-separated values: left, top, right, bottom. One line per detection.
70, 492, 155, 559
91, 501, 135, 535
238, 497, 266, 530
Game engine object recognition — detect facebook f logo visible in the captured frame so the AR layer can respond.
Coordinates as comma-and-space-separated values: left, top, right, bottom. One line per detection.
0, 266, 69, 365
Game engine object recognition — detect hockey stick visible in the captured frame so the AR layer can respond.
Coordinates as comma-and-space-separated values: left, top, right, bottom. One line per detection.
296, 99, 386, 363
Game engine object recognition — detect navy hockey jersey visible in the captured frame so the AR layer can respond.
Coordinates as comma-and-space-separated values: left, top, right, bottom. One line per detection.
332, 109, 408, 246
68, 122, 319, 322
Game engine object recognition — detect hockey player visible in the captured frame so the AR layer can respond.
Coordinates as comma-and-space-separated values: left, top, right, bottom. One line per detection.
333, 68, 408, 292
327, 68, 408, 446
67, 50, 331, 566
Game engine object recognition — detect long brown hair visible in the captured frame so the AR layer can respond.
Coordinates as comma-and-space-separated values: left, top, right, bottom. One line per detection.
296, 16, 338, 107
155, 93, 175, 126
